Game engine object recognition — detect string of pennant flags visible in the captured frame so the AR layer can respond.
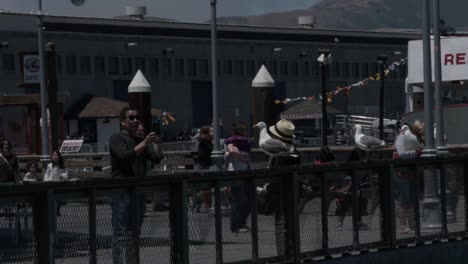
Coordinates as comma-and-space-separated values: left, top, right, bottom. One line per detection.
274, 58, 407, 105
161, 112, 176, 125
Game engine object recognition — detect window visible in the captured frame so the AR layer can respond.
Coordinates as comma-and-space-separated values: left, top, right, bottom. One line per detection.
56, 56, 62, 74
342, 63, 350, 78
279, 61, 288, 76
234, 60, 244, 76
223, 60, 232, 75
291, 61, 299, 77
122, 57, 132, 75
94, 56, 105, 74
370, 63, 379, 75
108, 57, 119, 75
361, 63, 369, 78
65, 56, 77, 73
301, 61, 309, 78
351, 63, 359, 78
2, 54, 14, 72
79, 56, 91, 74
311, 61, 319, 78
175, 58, 184, 77
246, 60, 255, 76
333, 62, 340, 78
268, 61, 278, 76
135, 57, 146, 73
188, 59, 197, 77
164, 58, 172, 76
152, 58, 160, 75
199, 59, 208, 76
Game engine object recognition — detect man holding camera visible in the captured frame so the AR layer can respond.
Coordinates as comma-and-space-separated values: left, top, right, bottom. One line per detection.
109, 106, 162, 264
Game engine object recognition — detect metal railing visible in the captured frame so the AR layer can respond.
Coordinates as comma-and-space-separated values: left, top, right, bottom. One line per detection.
0, 155, 467, 263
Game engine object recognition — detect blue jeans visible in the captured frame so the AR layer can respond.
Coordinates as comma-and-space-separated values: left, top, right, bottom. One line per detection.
111, 191, 146, 264
230, 184, 251, 231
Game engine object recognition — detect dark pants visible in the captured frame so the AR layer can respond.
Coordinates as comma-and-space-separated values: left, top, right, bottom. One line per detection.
230, 184, 251, 231
111, 191, 146, 264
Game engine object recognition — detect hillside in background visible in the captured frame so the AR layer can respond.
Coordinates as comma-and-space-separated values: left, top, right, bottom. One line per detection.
217, 0, 467, 30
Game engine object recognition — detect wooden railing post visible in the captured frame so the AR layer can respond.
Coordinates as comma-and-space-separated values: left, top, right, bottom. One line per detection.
379, 164, 396, 248
282, 171, 300, 263
34, 189, 56, 264
169, 180, 189, 264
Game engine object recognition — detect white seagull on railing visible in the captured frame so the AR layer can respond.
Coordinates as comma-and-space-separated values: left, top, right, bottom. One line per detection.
354, 124, 385, 151
253, 121, 298, 168
401, 125, 422, 150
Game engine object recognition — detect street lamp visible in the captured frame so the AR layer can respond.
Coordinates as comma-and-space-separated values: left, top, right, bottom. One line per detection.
377, 56, 387, 140
317, 49, 331, 146
37, 0, 50, 170
210, 0, 224, 170
37, 0, 86, 170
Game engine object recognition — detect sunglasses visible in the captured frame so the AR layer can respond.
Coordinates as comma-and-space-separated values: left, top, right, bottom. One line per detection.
126, 115, 140, 121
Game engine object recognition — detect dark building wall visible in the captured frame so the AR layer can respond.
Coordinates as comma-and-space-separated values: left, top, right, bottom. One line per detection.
0, 14, 411, 140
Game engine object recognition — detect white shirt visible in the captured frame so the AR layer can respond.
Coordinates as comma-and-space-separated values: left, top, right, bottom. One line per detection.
43, 163, 68, 182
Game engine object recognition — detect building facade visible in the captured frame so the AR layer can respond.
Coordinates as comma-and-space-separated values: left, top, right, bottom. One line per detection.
0, 13, 417, 148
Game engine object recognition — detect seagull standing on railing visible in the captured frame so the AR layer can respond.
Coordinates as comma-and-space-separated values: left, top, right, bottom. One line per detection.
401, 125, 422, 150
354, 124, 385, 151
253, 121, 299, 168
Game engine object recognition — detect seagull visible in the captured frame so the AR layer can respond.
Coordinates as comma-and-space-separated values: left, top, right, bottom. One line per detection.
401, 125, 422, 150
354, 124, 385, 151
253, 121, 299, 168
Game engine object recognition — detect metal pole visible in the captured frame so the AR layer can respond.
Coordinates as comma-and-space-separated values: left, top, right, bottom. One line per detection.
319, 51, 329, 146
210, 0, 223, 170
378, 57, 387, 140
38, 0, 50, 170
421, 0, 440, 233
421, 0, 436, 157
432, 0, 448, 155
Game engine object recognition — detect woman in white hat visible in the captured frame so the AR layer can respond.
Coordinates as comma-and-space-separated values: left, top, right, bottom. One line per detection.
263, 119, 301, 255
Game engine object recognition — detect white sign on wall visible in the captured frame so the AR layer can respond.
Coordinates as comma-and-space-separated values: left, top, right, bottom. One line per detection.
408, 37, 468, 84
23, 55, 41, 84
60, 139, 84, 153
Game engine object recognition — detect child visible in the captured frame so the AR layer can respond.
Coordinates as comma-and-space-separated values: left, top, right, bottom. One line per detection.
23, 161, 41, 182
44, 150, 68, 182
44, 150, 68, 216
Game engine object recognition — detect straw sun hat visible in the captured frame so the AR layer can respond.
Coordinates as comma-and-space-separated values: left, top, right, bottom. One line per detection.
267, 119, 295, 143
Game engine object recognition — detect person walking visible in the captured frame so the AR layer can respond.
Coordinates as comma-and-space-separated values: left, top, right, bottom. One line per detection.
225, 122, 252, 233
0, 140, 18, 182
109, 106, 161, 264
192, 125, 215, 212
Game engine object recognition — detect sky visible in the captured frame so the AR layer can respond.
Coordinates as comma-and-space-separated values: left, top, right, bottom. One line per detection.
0, 0, 321, 22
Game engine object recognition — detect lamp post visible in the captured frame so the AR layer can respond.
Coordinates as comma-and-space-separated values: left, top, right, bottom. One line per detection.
210, 0, 223, 170
37, 0, 50, 170
433, 0, 448, 155
317, 49, 331, 146
421, 0, 436, 157
421, 0, 440, 233
377, 56, 387, 140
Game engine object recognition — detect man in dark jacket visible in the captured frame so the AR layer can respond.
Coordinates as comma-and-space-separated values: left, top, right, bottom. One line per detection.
109, 106, 162, 264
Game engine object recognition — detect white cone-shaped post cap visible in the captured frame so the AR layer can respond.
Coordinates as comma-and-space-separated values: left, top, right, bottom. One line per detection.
252, 65, 275, 87
128, 70, 151, 93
